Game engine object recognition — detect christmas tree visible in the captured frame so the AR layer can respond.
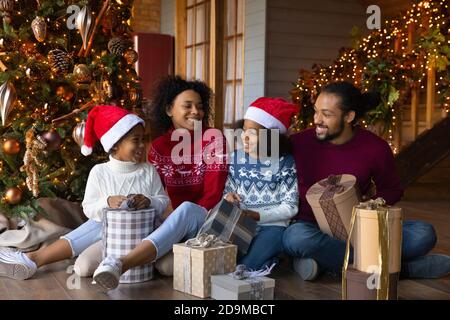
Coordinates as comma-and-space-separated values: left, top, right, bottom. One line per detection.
0, 0, 142, 218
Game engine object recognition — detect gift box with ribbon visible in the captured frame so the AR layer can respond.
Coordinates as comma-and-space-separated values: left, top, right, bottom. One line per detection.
173, 234, 237, 298
306, 174, 360, 241
211, 264, 276, 300
102, 206, 156, 284
198, 199, 257, 258
342, 198, 403, 300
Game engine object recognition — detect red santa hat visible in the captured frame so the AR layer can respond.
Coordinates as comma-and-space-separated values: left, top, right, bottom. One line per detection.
81, 105, 144, 156
244, 97, 299, 134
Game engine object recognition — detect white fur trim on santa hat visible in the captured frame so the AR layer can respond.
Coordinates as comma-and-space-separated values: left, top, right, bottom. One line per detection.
244, 106, 287, 134
100, 113, 144, 153
81, 145, 93, 156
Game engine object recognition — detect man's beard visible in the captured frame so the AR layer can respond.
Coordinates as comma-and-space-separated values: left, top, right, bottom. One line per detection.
316, 118, 345, 142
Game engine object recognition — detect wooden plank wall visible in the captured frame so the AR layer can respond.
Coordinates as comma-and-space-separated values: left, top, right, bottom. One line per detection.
243, 0, 268, 109
132, 0, 161, 33
265, 0, 367, 99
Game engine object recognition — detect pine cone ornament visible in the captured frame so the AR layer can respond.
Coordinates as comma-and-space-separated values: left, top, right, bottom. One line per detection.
108, 37, 132, 56
48, 49, 71, 74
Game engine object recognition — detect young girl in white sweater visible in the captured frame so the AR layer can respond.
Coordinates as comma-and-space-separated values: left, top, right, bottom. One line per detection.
0, 105, 169, 280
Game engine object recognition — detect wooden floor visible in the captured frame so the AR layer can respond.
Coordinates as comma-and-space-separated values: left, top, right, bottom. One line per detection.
0, 200, 449, 300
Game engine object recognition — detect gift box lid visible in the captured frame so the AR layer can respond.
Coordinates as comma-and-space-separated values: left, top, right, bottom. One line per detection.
306, 174, 358, 206
210, 274, 275, 293
173, 242, 237, 259
355, 205, 402, 220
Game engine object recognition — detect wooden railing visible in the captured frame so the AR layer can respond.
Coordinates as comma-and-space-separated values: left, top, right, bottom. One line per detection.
395, 116, 450, 188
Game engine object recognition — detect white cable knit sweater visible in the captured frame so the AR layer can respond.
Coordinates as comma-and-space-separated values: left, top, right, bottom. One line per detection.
82, 156, 170, 222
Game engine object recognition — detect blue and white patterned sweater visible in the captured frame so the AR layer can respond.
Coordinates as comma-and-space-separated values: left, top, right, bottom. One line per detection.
224, 150, 299, 227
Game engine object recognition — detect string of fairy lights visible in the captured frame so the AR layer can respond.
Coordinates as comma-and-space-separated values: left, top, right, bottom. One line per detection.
291, 0, 449, 154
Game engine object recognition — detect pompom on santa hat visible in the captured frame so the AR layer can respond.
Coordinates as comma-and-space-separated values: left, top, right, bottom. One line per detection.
244, 97, 299, 134
81, 105, 144, 156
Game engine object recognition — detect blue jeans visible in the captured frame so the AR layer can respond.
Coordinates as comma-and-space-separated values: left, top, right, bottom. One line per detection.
145, 202, 206, 259
61, 219, 102, 257
62, 202, 207, 259
239, 225, 286, 270
282, 220, 437, 275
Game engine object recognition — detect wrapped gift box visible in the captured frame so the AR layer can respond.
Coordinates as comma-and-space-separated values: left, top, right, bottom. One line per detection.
343, 267, 399, 300
342, 199, 402, 300
198, 199, 257, 257
173, 242, 237, 298
353, 202, 403, 274
102, 207, 155, 283
211, 274, 275, 300
306, 174, 360, 241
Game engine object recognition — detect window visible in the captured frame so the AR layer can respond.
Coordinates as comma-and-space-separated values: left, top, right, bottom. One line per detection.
223, 0, 244, 127
185, 0, 211, 84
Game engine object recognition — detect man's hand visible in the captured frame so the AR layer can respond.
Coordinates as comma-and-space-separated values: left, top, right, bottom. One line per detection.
130, 194, 151, 210
107, 195, 127, 208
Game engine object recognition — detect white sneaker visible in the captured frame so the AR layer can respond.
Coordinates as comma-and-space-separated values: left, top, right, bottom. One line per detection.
0, 247, 37, 280
93, 257, 122, 291
293, 258, 319, 281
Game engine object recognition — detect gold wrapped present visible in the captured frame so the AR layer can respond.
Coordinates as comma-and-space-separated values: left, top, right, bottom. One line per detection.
306, 174, 360, 241
173, 234, 237, 298
342, 198, 403, 300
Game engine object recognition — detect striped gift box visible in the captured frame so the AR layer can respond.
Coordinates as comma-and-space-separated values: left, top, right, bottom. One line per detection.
198, 199, 257, 258
102, 208, 155, 283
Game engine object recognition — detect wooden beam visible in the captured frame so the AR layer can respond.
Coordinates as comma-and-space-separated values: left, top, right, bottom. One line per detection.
211, 0, 224, 130
410, 84, 419, 139
175, 0, 187, 77
426, 62, 435, 130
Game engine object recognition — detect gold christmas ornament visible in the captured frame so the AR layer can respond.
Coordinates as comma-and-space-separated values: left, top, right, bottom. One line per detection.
4, 187, 22, 205
0, 81, 17, 126
73, 64, 92, 83
72, 121, 85, 147
76, 6, 94, 50
31, 16, 47, 42
2, 138, 20, 154
123, 49, 138, 64
0, 0, 13, 24
20, 42, 37, 55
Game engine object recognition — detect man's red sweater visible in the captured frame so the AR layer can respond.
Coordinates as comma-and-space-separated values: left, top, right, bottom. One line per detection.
148, 127, 228, 210
290, 127, 404, 222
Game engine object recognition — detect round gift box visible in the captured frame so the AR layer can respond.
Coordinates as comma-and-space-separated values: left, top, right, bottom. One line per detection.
353, 206, 402, 274
306, 174, 360, 241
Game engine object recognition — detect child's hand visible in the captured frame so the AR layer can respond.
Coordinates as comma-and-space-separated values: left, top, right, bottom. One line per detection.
224, 192, 241, 207
108, 195, 127, 208
130, 194, 151, 210
243, 209, 260, 221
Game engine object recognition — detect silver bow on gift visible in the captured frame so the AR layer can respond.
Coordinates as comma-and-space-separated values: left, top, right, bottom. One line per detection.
185, 233, 228, 248
231, 263, 276, 280
359, 197, 386, 210
229, 263, 276, 300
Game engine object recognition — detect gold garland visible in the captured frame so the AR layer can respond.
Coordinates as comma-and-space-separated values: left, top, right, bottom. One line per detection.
19, 129, 47, 197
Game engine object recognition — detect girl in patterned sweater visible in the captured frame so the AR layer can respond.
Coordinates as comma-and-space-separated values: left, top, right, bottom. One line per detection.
224, 98, 300, 270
